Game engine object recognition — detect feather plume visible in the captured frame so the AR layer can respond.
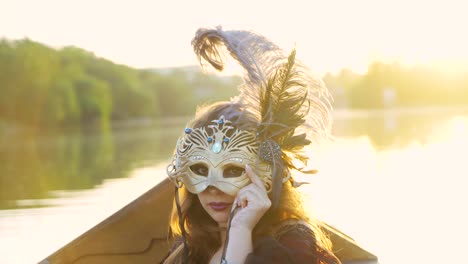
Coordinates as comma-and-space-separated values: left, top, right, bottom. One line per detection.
192, 26, 333, 207
192, 26, 285, 120
192, 26, 332, 149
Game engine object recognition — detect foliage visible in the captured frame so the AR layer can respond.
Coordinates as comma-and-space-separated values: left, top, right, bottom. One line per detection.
324, 62, 468, 109
2, 37, 467, 134
0, 38, 240, 132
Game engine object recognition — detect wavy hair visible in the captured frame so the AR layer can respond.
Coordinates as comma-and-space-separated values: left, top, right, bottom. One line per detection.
163, 102, 338, 264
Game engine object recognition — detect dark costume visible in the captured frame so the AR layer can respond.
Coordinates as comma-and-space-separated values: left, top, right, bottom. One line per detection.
162, 222, 340, 264
246, 222, 340, 264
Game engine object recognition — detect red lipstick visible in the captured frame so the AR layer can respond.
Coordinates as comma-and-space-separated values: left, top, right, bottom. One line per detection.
209, 202, 231, 211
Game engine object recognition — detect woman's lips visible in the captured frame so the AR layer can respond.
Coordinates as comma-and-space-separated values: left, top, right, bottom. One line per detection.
209, 202, 231, 211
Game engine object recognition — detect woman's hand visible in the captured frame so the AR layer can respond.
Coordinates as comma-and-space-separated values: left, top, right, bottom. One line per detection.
223, 165, 271, 263
230, 164, 272, 231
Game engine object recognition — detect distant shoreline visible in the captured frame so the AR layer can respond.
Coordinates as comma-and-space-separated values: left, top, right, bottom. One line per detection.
333, 105, 468, 119
2, 105, 468, 136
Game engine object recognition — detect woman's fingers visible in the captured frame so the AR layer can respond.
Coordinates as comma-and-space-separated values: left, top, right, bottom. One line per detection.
230, 165, 272, 230
236, 185, 271, 210
245, 164, 267, 192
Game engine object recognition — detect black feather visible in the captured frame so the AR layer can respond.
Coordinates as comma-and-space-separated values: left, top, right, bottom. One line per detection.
191, 26, 333, 206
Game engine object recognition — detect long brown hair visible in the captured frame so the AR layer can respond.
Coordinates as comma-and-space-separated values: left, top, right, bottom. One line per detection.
163, 102, 338, 263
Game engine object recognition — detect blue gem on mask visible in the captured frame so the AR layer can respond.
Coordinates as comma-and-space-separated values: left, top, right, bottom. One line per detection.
212, 142, 222, 153
223, 138, 229, 143
218, 119, 223, 124
207, 137, 213, 143
185, 128, 192, 134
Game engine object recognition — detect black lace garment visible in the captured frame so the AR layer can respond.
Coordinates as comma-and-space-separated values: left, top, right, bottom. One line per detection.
245, 223, 340, 264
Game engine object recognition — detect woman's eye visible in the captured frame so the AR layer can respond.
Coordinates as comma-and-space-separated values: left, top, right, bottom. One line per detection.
223, 166, 245, 178
190, 164, 208, 176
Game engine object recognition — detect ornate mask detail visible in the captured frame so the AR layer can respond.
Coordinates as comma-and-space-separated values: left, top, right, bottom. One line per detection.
167, 116, 274, 196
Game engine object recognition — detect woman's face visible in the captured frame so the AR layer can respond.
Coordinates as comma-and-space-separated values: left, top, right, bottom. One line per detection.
197, 186, 236, 227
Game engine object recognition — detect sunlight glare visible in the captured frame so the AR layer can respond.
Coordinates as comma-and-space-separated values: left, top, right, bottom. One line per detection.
300, 123, 468, 264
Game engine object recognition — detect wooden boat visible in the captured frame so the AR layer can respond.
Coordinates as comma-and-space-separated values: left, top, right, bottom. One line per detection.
39, 179, 378, 264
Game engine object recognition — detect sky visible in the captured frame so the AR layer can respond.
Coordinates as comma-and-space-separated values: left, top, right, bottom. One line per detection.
2, 0, 468, 75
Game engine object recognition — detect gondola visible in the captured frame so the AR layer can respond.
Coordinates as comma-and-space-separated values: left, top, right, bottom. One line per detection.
39, 178, 378, 264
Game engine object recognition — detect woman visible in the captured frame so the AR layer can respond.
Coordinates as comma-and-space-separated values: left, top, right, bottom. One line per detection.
163, 27, 340, 264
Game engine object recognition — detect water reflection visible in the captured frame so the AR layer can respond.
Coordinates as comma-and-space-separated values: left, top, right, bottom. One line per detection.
1, 108, 468, 264
333, 107, 468, 149
0, 123, 184, 209
307, 110, 468, 264
1, 108, 467, 209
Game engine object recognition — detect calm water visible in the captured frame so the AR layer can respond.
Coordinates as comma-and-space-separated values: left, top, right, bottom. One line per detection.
1, 107, 468, 264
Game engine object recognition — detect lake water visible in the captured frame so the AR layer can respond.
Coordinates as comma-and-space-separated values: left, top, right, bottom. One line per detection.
1, 107, 467, 264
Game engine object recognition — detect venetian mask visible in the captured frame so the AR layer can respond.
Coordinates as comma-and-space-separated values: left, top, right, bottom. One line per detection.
167, 116, 272, 196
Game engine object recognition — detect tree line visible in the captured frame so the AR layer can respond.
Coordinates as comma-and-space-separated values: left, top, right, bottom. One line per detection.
324, 62, 468, 109
1, 38, 467, 133
0, 38, 240, 132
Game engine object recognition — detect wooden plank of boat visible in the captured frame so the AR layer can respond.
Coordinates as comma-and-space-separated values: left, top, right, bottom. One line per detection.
39, 179, 378, 264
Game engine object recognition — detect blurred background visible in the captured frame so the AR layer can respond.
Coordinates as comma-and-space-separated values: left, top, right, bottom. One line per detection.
1, 0, 467, 263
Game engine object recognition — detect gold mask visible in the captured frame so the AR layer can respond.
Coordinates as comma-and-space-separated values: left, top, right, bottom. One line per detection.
167, 116, 273, 196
